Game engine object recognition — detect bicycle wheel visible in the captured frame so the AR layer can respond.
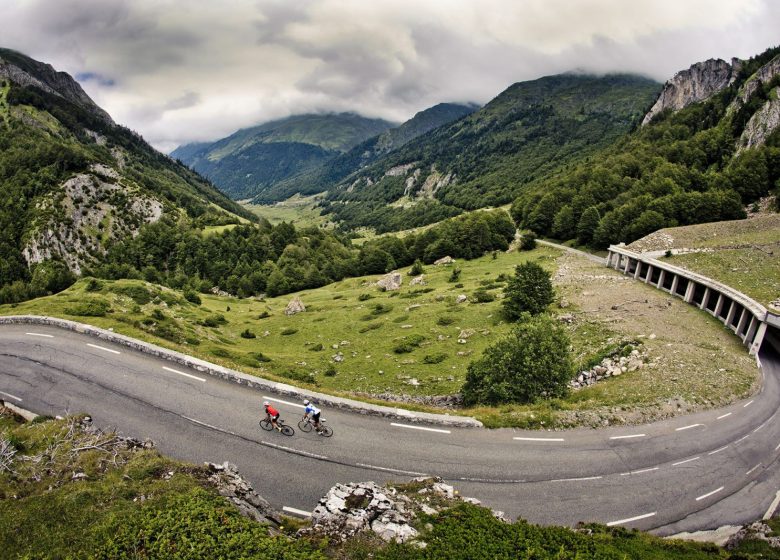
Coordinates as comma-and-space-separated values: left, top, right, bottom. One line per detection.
259, 419, 273, 431
298, 419, 312, 432
319, 425, 333, 437
281, 424, 295, 436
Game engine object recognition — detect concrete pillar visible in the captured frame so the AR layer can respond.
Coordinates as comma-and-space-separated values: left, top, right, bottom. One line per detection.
633, 260, 642, 279
745, 316, 759, 344
670, 275, 679, 295
613, 253, 622, 271
644, 265, 653, 284
725, 301, 738, 327
713, 294, 725, 317
684, 281, 696, 303
606, 251, 613, 268
736, 309, 750, 338
657, 270, 666, 289
750, 322, 768, 355
700, 287, 711, 310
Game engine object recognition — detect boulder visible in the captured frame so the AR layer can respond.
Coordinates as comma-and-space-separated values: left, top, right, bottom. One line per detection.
378, 272, 403, 291
455, 294, 468, 304
205, 462, 281, 526
285, 296, 306, 316
434, 256, 455, 265
410, 275, 426, 286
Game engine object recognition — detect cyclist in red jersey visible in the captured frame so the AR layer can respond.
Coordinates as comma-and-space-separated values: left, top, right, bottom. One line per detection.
263, 401, 282, 431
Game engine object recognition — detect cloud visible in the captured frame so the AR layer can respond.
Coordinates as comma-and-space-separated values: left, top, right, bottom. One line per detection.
0, 0, 777, 151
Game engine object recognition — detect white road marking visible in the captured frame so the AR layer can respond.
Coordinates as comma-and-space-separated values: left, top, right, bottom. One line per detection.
262, 396, 305, 409
162, 366, 206, 383
609, 434, 646, 440
25, 332, 53, 338
620, 467, 659, 476
753, 421, 768, 433
282, 506, 312, 518
513, 437, 565, 442
550, 476, 603, 482
746, 463, 762, 476
696, 486, 724, 501
708, 446, 729, 455
764, 491, 780, 520
390, 422, 451, 434
0, 390, 22, 402
356, 463, 429, 477
606, 512, 656, 526
735, 434, 750, 444
717, 412, 732, 420
672, 456, 700, 466
675, 424, 703, 431
86, 343, 120, 355
776, 442, 780, 451
261, 441, 328, 460
744, 400, 754, 408
182, 415, 233, 434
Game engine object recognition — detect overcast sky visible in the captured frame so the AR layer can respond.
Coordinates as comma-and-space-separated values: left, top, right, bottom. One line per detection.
2, 0, 778, 152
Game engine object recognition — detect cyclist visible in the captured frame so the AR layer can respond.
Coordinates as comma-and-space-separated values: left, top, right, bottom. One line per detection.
263, 401, 282, 431
302, 399, 322, 433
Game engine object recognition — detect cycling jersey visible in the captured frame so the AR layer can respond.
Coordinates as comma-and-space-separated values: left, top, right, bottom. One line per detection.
265, 405, 280, 418
304, 403, 321, 416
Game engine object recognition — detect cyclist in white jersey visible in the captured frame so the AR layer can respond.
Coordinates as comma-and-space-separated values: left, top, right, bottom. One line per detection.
302, 399, 322, 432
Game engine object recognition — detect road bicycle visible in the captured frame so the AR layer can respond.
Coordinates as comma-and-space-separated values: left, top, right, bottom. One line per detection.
259, 416, 294, 436
298, 416, 333, 437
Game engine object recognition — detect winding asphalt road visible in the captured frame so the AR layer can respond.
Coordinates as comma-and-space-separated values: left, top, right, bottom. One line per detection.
1, 323, 779, 535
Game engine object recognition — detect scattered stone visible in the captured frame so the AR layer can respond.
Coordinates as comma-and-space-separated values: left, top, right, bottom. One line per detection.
285, 296, 306, 316
725, 521, 780, 550
210, 287, 230, 297
434, 256, 455, 265
377, 272, 403, 291
332, 352, 344, 363
410, 275, 426, 286
455, 295, 468, 304
457, 329, 475, 339
558, 313, 574, 324
400, 324, 413, 329
559, 299, 570, 309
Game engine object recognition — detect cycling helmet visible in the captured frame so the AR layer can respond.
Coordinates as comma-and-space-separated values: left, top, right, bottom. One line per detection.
303, 399, 310, 405
263, 401, 270, 406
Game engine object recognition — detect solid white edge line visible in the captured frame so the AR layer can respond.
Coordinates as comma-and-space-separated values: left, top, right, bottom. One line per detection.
86, 343, 120, 355
390, 422, 451, 434
763, 491, 780, 520
675, 424, 703, 431
672, 456, 700, 466
182, 415, 229, 433
0, 390, 22, 402
735, 434, 750, 444
550, 476, 603, 482
609, 434, 646, 440
746, 463, 761, 476
25, 332, 54, 338
261, 441, 328, 460
262, 396, 305, 409
162, 366, 206, 383
696, 486, 724, 501
744, 400, 754, 408
513, 437, 565, 442
776, 442, 780, 451
355, 463, 429, 477
717, 412, 732, 419
620, 467, 659, 476
708, 446, 729, 455
606, 512, 656, 526
282, 506, 312, 518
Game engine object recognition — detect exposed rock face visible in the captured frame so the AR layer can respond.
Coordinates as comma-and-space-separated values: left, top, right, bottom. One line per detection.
725, 521, 780, 550
285, 296, 306, 315
642, 58, 739, 125
731, 55, 780, 108
205, 462, 281, 527
738, 91, 780, 152
377, 272, 403, 291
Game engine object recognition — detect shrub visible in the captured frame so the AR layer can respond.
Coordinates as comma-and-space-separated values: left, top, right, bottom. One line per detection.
258, 311, 271, 319
240, 329, 256, 339
437, 315, 456, 326
393, 334, 425, 354
472, 289, 495, 303
370, 303, 392, 315
309, 343, 324, 351
154, 324, 183, 343
65, 300, 110, 317
409, 259, 424, 276
324, 365, 337, 377
448, 267, 461, 283
519, 231, 537, 250
358, 293, 374, 301
202, 314, 228, 328
210, 347, 233, 359
358, 322, 383, 333
112, 285, 153, 305
503, 261, 554, 320
183, 290, 201, 305
280, 327, 298, 336
423, 353, 447, 364
151, 309, 165, 321
250, 352, 271, 363
462, 314, 572, 406
84, 278, 103, 292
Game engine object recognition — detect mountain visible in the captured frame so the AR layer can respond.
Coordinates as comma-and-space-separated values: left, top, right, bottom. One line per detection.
510, 45, 780, 249
254, 102, 478, 203
171, 113, 397, 200
0, 48, 256, 301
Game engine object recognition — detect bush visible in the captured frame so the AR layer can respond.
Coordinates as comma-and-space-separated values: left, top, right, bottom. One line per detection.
358, 322, 383, 333
393, 334, 425, 354
462, 314, 572, 406
309, 343, 324, 351
250, 352, 271, 363
151, 309, 165, 321
409, 259, 424, 276
422, 353, 447, 364
280, 327, 298, 336
448, 267, 461, 282
472, 289, 495, 303
65, 300, 110, 317
437, 315, 456, 326
154, 324, 183, 343
358, 293, 374, 301
503, 261, 554, 320
184, 290, 201, 305
519, 231, 537, 250
202, 314, 227, 328
84, 278, 103, 292
240, 329, 256, 339
112, 285, 153, 305
324, 365, 337, 377
258, 311, 271, 319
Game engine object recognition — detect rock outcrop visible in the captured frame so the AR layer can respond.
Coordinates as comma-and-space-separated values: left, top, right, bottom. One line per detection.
434, 256, 455, 265
738, 92, 780, 152
205, 462, 281, 527
377, 272, 403, 291
284, 296, 306, 315
642, 58, 740, 125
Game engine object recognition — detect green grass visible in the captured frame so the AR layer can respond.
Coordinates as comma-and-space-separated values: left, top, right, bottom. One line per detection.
244, 193, 330, 228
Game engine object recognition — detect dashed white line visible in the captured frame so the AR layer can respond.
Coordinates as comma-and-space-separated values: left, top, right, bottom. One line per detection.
606, 512, 656, 526
261, 441, 329, 460
609, 434, 646, 440
717, 412, 732, 420
764, 491, 780, 520
620, 467, 659, 476
672, 456, 700, 466
550, 476, 603, 482
25, 332, 53, 338
744, 400, 754, 408
746, 463, 762, 476
282, 506, 312, 518
86, 343, 120, 355
708, 446, 729, 455
675, 424, 703, 431
513, 437, 565, 442
162, 366, 206, 383
390, 423, 451, 434
262, 396, 305, 409
696, 486, 724, 501
0, 390, 22, 402
734, 434, 750, 444
355, 463, 429, 477
182, 415, 231, 433
753, 421, 767, 433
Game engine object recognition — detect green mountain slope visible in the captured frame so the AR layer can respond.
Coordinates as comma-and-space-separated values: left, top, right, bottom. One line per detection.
256, 102, 478, 203
171, 113, 397, 200
511, 46, 780, 249
0, 48, 256, 302
321, 73, 661, 232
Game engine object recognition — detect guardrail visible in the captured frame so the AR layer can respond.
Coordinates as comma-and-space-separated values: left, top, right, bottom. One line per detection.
607, 245, 774, 356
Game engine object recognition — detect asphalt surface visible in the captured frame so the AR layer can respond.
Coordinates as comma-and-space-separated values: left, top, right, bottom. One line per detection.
1, 323, 779, 534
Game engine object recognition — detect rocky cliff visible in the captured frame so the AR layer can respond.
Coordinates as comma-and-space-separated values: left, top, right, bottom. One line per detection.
642, 58, 741, 125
